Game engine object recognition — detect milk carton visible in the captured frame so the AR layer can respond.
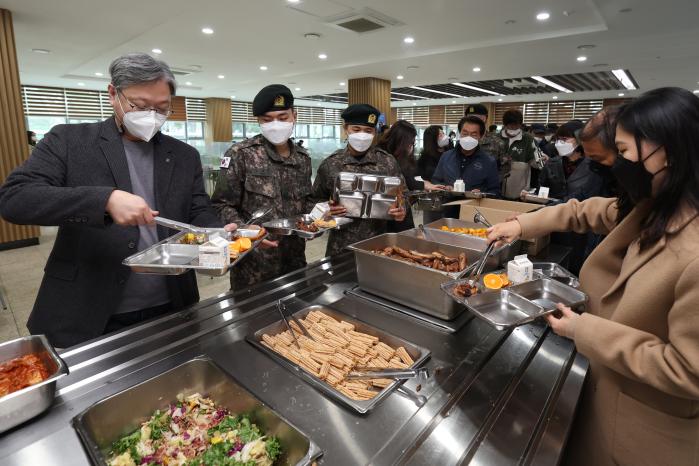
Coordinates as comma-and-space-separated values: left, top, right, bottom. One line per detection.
507, 254, 533, 284
198, 234, 230, 269
453, 179, 465, 193
309, 202, 331, 221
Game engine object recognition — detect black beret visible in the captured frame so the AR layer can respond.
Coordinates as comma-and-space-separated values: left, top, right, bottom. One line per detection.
252, 84, 294, 116
341, 104, 380, 127
530, 123, 546, 133
465, 103, 488, 117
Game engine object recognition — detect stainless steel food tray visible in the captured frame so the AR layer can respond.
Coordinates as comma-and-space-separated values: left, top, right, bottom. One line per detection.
333, 172, 404, 219
0, 335, 69, 433
401, 224, 520, 268
348, 233, 490, 320
123, 229, 266, 276
523, 193, 560, 205
263, 214, 353, 240
72, 357, 321, 466
533, 262, 580, 288
442, 277, 588, 330
247, 304, 431, 414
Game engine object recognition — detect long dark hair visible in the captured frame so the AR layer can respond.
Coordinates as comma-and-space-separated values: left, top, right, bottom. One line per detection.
616, 87, 699, 250
378, 119, 418, 171
420, 125, 443, 160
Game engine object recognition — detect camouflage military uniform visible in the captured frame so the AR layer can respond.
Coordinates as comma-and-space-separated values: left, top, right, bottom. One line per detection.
313, 145, 403, 257
212, 134, 314, 289
480, 132, 510, 181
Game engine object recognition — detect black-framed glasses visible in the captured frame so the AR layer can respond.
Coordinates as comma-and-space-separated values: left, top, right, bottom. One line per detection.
117, 90, 173, 117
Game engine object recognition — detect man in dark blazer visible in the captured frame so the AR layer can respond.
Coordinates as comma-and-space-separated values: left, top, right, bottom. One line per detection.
0, 53, 233, 348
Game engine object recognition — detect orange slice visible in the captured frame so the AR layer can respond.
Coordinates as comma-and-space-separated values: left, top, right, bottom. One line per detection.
238, 237, 252, 251
499, 273, 510, 286
483, 273, 504, 290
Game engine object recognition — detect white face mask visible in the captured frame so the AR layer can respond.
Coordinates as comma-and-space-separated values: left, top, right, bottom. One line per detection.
544, 134, 553, 142
555, 140, 577, 157
260, 120, 294, 145
348, 132, 374, 152
116, 94, 168, 142
459, 136, 479, 151
437, 134, 450, 148
506, 128, 522, 138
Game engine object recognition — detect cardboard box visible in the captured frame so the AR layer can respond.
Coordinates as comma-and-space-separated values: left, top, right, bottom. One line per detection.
444, 198, 550, 255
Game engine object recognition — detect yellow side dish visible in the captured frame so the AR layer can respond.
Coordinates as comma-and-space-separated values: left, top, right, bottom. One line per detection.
440, 226, 488, 238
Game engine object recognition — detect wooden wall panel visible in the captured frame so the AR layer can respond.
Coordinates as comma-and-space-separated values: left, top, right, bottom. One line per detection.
602, 98, 631, 108
348, 77, 392, 125
429, 106, 445, 125
169, 96, 186, 121
0, 9, 40, 246
205, 97, 232, 142
390, 107, 397, 124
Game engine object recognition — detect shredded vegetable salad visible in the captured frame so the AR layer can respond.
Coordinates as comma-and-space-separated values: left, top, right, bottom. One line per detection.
107, 393, 282, 466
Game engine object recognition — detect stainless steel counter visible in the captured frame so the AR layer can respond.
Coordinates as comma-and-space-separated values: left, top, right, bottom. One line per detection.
0, 252, 588, 465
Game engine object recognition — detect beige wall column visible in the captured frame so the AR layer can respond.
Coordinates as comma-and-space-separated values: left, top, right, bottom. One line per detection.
0, 9, 40, 248
205, 97, 232, 142
348, 77, 392, 126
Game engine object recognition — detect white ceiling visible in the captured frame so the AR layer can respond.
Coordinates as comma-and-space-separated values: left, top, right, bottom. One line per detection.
3, 0, 699, 107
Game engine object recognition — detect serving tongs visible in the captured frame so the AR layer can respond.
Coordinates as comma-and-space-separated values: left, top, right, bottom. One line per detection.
473, 208, 493, 228
276, 300, 315, 350
347, 366, 429, 381
155, 216, 211, 235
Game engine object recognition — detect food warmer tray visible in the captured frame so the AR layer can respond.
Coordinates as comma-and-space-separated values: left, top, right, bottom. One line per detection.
122, 227, 266, 277
442, 276, 588, 330
347, 233, 491, 321
72, 357, 322, 466
262, 215, 353, 240
247, 304, 431, 414
0, 335, 69, 434
532, 262, 581, 288
333, 172, 404, 220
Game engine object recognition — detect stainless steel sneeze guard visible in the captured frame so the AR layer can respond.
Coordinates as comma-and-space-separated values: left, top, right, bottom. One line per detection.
72, 358, 321, 466
0, 335, 69, 433
247, 304, 431, 414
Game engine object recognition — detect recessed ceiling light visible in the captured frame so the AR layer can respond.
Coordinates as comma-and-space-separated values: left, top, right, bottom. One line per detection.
452, 100, 456, 104
612, 69, 637, 90
498, 98, 503, 102
473, 67, 481, 72
397, 75, 404, 80
152, 48, 162, 54
552, 96, 558, 100
217, 74, 225, 79
94, 72, 103, 77
231, 95, 236, 99
531, 75, 573, 93
412, 103, 417, 106
404, 37, 415, 44
260, 65, 268, 70
288, 0, 300, 3
304, 33, 321, 39
316, 103, 321, 106
505, 19, 516, 25
295, 87, 301, 91
339, 82, 345, 86
77, 82, 85, 86
536, 12, 550, 21
202, 27, 214, 34
577, 44, 596, 50
618, 93, 625, 97
32, 48, 50, 54
185, 81, 192, 86
693, 90, 699, 94
577, 56, 588, 62
318, 53, 328, 60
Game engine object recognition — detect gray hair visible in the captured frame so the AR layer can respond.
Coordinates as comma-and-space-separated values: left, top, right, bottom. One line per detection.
109, 53, 177, 94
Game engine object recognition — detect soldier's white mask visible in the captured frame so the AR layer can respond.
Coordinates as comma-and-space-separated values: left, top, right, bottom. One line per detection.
348, 132, 374, 152
261, 120, 294, 145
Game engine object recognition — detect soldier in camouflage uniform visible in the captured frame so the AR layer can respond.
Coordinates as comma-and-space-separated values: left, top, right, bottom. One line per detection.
465, 104, 510, 180
313, 104, 406, 257
212, 85, 314, 289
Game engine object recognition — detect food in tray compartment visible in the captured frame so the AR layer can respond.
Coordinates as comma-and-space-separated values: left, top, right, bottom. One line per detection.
229, 237, 253, 259
483, 273, 511, 290
0, 353, 50, 397
313, 218, 337, 229
260, 310, 415, 401
439, 226, 488, 238
454, 282, 479, 298
107, 393, 282, 466
295, 218, 338, 233
371, 246, 468, 272
180, 233, 208, 245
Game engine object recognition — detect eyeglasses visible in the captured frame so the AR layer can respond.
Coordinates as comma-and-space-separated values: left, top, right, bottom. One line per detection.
117, 90, 173, 117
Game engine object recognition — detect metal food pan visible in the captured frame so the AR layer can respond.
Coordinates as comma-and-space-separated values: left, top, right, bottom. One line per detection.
337, 172, 358, 191
348, 233, 488, 320
532, 262, 580, 288
381, 177, 403, 196
72, 357, 321, 466
456, 289, 545, 331
0, 335, 69, 433
358, 174, 380, 192
368, 194, 397, 220
123, 231, 265, 276
247, 304, 431, 414
338, 191, 366, 218
399, 228, 508, 268
508, 278, 587, 311
263, 215, 353, 240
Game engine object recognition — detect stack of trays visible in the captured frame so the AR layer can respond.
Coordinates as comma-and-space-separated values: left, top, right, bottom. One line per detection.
442, 269, 587, 330
334, 172, 403, 220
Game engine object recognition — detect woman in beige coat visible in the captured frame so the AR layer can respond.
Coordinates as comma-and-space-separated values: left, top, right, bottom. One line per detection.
489, 87, 699, 466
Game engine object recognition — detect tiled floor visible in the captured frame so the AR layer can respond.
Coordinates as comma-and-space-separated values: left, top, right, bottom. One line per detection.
0, 227, 328, 344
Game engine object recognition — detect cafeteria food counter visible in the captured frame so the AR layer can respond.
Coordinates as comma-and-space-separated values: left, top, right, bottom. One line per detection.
0, 251, 587, 465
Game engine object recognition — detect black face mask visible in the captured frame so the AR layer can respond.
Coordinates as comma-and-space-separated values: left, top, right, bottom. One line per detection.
611, 145, 665, 203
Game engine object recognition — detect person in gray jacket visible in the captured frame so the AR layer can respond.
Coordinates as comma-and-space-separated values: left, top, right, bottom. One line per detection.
0, 53, 234, 348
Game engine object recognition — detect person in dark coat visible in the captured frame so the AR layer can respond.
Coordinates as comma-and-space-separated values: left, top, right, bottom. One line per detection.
417, 125, 449, 182
0, 53, 232, 348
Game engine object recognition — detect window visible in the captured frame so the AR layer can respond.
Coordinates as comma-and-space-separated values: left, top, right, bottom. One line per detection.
245, 123, 260, 138
161, 121, 187, 139
322, 125, 335, 138
233, 123, 245, 139
309, 124, 323, 139
295, 124, 309, 138
26, 116, 67, 139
